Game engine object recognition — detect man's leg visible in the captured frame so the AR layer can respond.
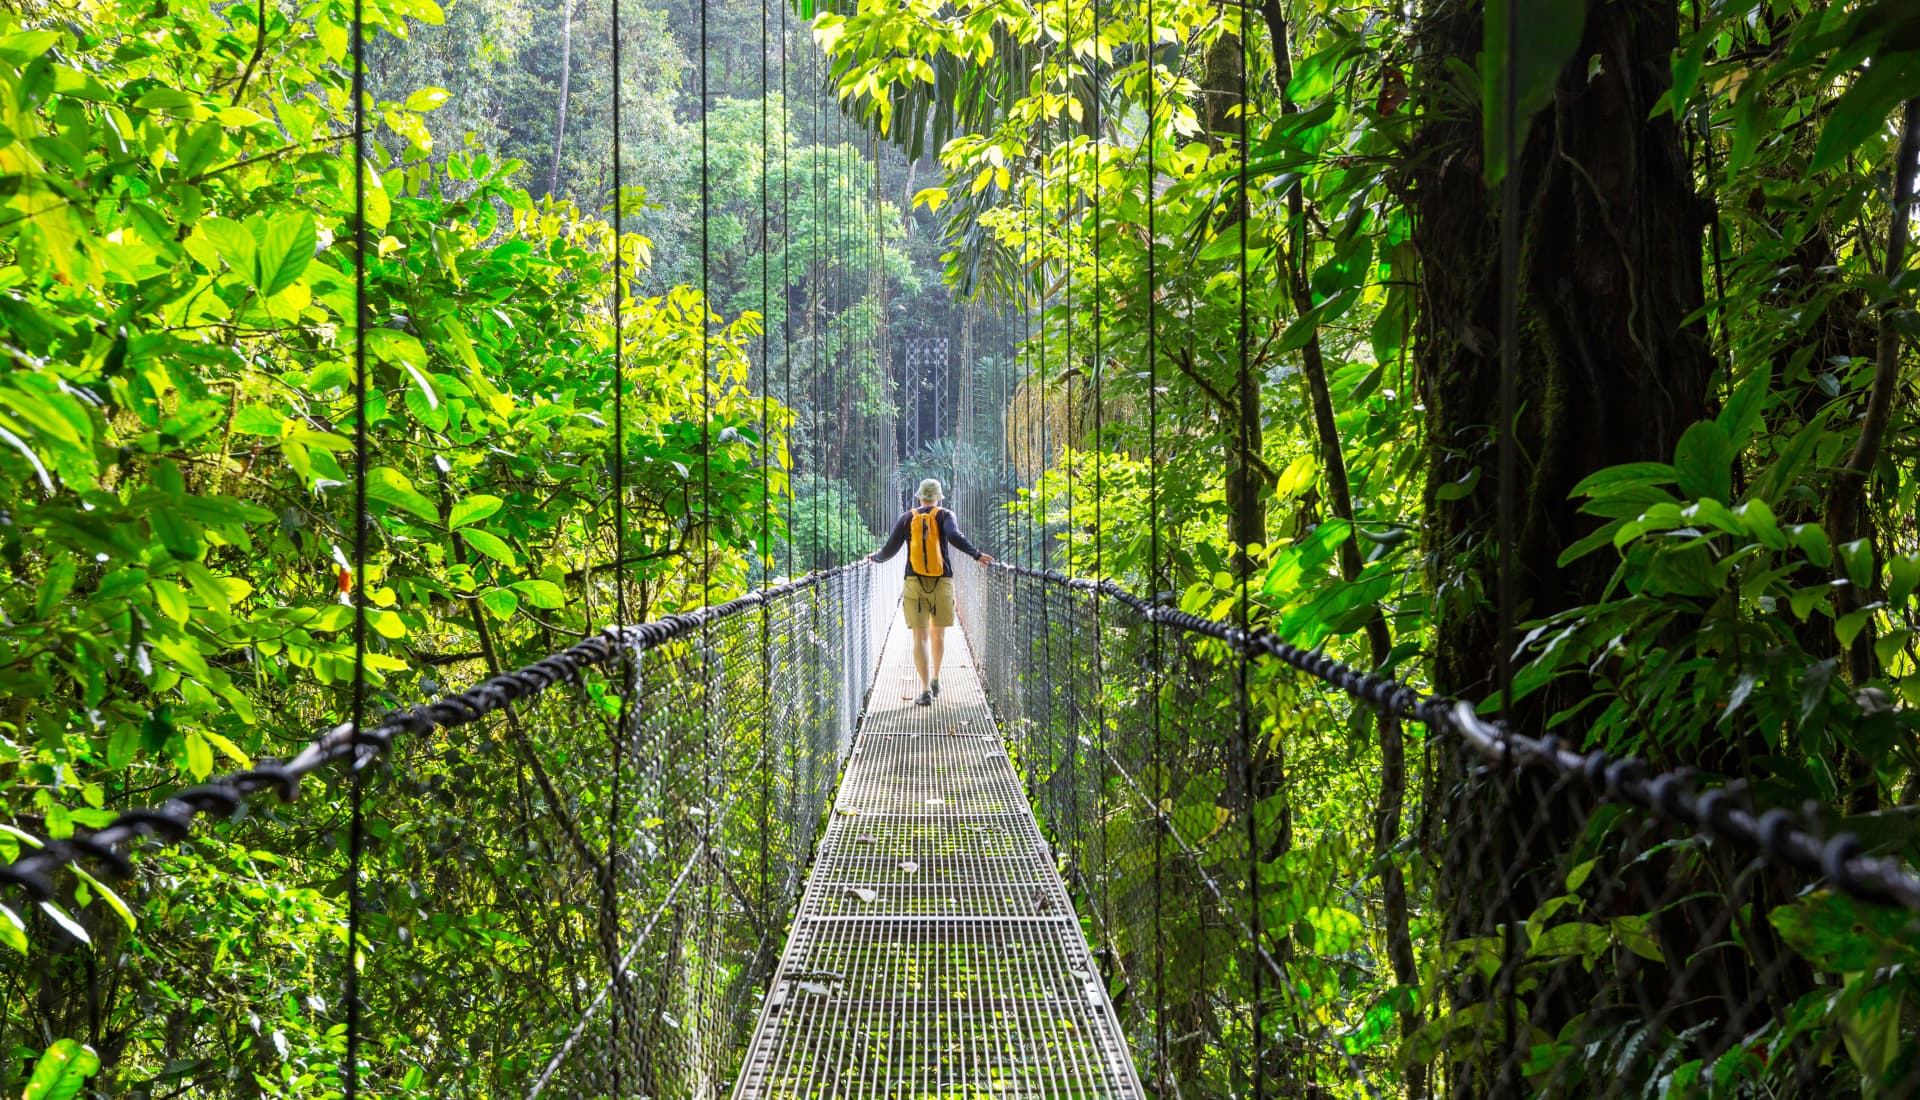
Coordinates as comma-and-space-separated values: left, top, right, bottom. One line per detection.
911, 624, 931, 692
930, 626, 946, 685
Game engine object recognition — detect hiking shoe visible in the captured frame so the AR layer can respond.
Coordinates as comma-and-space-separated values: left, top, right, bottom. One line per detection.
930, 679, 941, 698
915, 690, 933, 707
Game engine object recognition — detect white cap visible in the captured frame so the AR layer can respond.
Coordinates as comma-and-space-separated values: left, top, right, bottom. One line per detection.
917, 478, 943, 502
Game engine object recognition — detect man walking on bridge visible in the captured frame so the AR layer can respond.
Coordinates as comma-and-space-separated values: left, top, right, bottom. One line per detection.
867, 478, 993, 707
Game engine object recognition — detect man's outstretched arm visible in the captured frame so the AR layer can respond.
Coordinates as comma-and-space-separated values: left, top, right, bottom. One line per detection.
941, 512, 993, 564
866, 513, 910, 563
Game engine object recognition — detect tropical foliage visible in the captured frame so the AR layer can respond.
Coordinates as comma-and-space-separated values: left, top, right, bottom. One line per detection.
4, 0, 1920, 1093
822, 0, 1920, 1093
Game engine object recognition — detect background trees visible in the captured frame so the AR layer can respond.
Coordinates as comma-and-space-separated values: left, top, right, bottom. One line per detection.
3, 0, 1918, 1093
826, 0, 1920, 1092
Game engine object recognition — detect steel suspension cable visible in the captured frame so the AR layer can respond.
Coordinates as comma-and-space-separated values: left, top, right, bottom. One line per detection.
607, 0, 630, 1076
756, 0, 773, 977
1143, 0, 1167, 1085
1496, 2, 1523, 1089
781, 0, 793, 579
1089, 0, 1110, 962
1057, 0, 1076, 867
344, 0, 370, 1085
696, 0, 718, 1066
1234, 8, 1261, 1093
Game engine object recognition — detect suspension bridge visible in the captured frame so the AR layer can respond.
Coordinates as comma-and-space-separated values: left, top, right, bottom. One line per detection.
6, 549, 1919, 1098
5, 0, 1920, 1089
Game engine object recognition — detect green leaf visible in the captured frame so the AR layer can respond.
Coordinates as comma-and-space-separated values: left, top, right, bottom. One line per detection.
37, 901, 87, 944
22, 1039, 99, 1100
449, 494, 503, 529
479, 587, 520, 620
1889, 552, 1919, 605
1789, 523, 1833, 569
1770, 892, 1920, 972
1608, 915, 1664, 963
460, 528, 517, 566
0, 902, 25, 953
1811, 52, 1920, 173
1837, 607, 1874, 650
200, 217, 256, 280
1347, 365, 1384, 404
406, 87, 451, 112
1483, 0, 1589, 185
366, 467, 440, 522
1304, 906, 1365, 953
1837, 539, 1874, 589
254, 213, 316, 296
1673, 420, 1733, 502
1435, 466, 1480, 502
1287, 41, 1357, 104
183, 731, 214, 780
510, 579, 566, 610
1529, 920, 1609, 964
68, 865, 136, 932
1716, 365, 1770, 447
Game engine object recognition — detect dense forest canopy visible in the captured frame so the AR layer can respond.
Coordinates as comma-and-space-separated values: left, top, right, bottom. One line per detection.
2, 0, 1918, 1094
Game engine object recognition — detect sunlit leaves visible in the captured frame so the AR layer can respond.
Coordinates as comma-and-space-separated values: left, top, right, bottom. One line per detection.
21, 1039, 99, 1100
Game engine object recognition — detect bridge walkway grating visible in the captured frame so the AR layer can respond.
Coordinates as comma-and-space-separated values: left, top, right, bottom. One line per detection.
732, 618, 1145, 1100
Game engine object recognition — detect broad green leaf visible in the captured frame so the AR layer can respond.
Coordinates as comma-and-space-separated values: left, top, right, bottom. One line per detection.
1811, 52, 1920, 173
479, 587, 520, 620
22, 1039, 99, 1100
1889, 552, 1920, 605
149, 578, 191, 623
1770, 892, 1920, 972
254, 213, 317, 296
366, 467, 440, 522
1837, 539, 1873, 589
183, 731, 214, 780
1789, 523, 1833, 569
406, 87, 451, 112
460, 528, 518, 566
1673, 421, 1733, 502
510, 579, 566, 609
200, 217, 256, 280
449, 494, 503, 529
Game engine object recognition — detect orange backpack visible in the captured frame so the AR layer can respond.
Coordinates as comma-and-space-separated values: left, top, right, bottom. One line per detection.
908, 506, 946, 576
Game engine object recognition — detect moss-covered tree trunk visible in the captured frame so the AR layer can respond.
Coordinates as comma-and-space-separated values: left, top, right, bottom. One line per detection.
1407, 2, 1715, 1091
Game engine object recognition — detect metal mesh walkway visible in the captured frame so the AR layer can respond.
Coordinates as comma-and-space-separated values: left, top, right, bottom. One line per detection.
733, 619, 1145, 1099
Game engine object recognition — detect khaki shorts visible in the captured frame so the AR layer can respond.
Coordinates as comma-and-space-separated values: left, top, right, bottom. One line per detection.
902, 575, 956, 628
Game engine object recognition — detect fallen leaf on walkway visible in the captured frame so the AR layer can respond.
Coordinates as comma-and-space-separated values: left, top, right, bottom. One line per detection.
796, 981, 832, 997
846, 887, 878, 904
836, 808, 858, 817
855, 834, 876, 845
899, 860, 919, 873
925, 797, 945, 806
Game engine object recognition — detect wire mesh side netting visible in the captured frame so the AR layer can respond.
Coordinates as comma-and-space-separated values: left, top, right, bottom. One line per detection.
1, 564, 899, 1099
954, 557, 1920, 1100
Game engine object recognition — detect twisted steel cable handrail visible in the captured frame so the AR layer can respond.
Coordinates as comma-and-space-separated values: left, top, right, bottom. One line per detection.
986, 562, 1920, 915
0, 563, 871, 901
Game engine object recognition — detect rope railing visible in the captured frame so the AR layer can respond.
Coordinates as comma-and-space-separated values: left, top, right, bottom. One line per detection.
957, 556, 1920, 1098
3, 563, 901, 1096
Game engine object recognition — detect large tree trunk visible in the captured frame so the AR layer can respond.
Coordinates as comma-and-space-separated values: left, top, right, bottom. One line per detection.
1407, 2, 1715, 1092
547, 0, 574, 198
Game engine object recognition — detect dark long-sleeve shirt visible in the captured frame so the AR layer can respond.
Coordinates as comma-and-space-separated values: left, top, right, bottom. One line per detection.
872, 506, 982, 578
